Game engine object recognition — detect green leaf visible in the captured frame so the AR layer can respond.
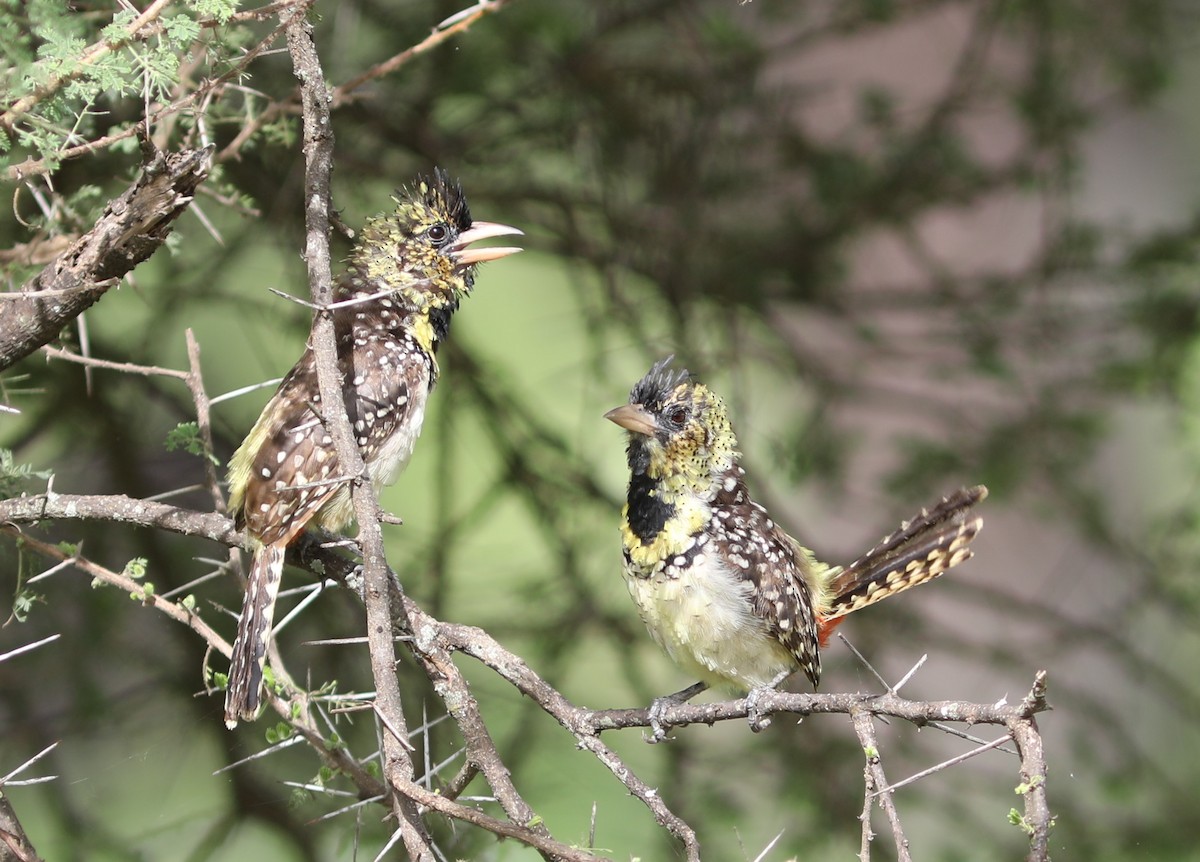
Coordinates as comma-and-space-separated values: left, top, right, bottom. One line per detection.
11, 589, 41, 622
0, 449, 52, 496
1015, 775, 1043, 795
163, 14, 202, 45
99, 10, 138, 44
123, 557, 148, 580
265, 721, 293, 744
164, 422, 219, 464
190, 0, 238, 25
1008, 808, 1034, 835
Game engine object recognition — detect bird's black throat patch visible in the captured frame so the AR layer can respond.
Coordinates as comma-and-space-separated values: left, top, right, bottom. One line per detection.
428, 300, 457, 348
626, 464, 674, 543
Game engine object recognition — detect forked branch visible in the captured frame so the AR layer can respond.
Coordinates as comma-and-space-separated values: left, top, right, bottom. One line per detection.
0, 490, 1052, 861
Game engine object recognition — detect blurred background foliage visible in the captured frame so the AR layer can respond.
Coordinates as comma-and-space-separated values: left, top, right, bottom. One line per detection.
3, 0, 1200, 859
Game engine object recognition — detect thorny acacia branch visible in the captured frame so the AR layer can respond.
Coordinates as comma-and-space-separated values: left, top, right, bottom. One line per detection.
0, 144, 212, 372
283, 6, 436, 858
218, 0, 511, 162
3, 3, 296, 180
279, 5, 586, 859
1, 3, 1054, 857
852, 706, 912, 862
330, 0, 511, 106
0, 641, 50, 862
0, 794, 43, 862
0, 491, 1053, 861
0, 511, 599, 862
0, 0, 174, 136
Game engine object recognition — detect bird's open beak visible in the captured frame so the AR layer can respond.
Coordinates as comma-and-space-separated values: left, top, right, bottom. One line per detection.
604, 403, 659, 436
451, 221, 524, 265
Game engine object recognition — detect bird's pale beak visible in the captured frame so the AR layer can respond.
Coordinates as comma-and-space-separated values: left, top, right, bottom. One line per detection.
451, 221, 524, 265
604, 403, 659, 436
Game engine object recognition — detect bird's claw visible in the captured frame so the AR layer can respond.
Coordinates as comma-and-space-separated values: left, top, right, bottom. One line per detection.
745, 670, 791, 732
645, 696, 673, 743
745, 686, 773, 732
641, 681, 707, 743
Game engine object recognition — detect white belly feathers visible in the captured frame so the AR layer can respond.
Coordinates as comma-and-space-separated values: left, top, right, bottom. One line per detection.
624, 553, 796, 692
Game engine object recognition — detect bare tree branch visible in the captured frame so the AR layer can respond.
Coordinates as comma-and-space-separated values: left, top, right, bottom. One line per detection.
0, 794, 43, 862
0, 0, 174, 137
330, 0, 512, 106
851, 706, 911, 862
0, 144, 212, 371
218, 0, 510, 163
0, 492, 237, 543
1011, 671, 1053, 862
0, 490, 1053, 859
282, 6, 436, 858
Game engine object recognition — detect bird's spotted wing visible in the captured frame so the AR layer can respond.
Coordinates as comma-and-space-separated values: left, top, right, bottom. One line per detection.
234, 330, 430, 546
710, 469, 824, 688
236, 350, 341, 546
337, 321, 432, 475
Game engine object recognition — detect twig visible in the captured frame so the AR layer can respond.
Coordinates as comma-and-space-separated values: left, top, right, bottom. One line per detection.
0, 492, 1052, 860
42, 345, 189, 379
0, 634, 60, 663
851, 707, 911, 862
1010, 671, 1053, 861
389, 775, 608, 862
0, 0, 175, 135
218, 0, 508, 161
2, 531, 232, 655
404, 593, 555, 843
184, 329, 227, 512
283, 6, 434, 857
0, 794, 44, 862
1, 146, 212, 371
0, 493, 238, 545
583, 686, 1045, 733
870, 733, 1014, 797
331, 0, 511, 106
424, 618, 702, 861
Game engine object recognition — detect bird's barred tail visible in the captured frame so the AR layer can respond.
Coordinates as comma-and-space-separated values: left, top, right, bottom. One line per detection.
224, 542, 286, 728
817, 485, 986, 646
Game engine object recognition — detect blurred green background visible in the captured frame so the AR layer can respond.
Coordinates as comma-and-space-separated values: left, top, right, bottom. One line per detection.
4, 0, 1200, 859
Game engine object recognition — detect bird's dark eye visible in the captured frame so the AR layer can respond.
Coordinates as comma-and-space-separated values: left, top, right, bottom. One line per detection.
668, 408, 687, 426
427, 223, 450, 246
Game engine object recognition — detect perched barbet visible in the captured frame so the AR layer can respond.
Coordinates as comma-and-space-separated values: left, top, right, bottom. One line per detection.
224, 170, 521, 727
607, 357, 985, 738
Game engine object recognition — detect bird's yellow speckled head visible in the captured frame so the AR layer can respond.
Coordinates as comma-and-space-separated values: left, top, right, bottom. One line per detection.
342, 168, 522, 328
606, 356, 739, 501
